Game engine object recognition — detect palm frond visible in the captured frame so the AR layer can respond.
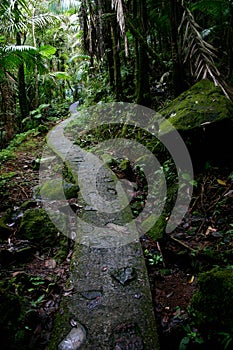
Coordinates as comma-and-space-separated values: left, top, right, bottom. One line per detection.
179, 2, 233, 100
0, 44, 35, 73
4, 45, 37, 53
27, 13, 61, 28
111, 0, 128, 56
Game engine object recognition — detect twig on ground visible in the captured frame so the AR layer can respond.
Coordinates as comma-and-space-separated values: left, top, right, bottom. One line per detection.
170, 234, 197, 254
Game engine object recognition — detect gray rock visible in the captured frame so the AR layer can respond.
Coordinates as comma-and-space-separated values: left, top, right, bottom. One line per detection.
58, 325, 86, 350
111, 267, 137, 285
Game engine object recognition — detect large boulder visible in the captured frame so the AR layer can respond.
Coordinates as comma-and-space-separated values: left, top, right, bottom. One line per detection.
159, 79, 233, 167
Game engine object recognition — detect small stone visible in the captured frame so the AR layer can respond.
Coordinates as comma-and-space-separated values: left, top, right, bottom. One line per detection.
58, 325, 86, 350
134, 293, 142, 299
81, 290, 102, 300
111, 267, 137, 285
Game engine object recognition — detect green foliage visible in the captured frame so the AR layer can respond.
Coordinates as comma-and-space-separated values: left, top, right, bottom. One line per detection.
0, 171, 17, 187
22, 103, 50, 130
179, 324, 203, 349
144, 249, 163, 266
38, 45, 57, 58
0, 129, 37, 164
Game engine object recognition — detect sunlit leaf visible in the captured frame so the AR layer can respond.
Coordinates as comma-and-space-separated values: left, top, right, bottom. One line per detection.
217, 179, 227, 186
39, 45, 57, 58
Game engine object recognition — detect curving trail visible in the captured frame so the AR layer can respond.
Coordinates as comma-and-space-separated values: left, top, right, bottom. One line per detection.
43, 102, 159, 349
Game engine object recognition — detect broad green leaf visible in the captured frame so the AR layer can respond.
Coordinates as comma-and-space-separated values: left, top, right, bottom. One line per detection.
50, 71, 71, 80
39, 45, 57, 58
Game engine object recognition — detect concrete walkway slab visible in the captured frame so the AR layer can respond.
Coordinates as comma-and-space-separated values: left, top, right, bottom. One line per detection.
43, 104, 159, 349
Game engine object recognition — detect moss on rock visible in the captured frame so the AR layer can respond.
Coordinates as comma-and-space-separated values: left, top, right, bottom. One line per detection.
19, 208, 57, 244
159, 79, 233, 131
39, 179, 79, 200
190, 268, 233, 336
18, 208, 69, 261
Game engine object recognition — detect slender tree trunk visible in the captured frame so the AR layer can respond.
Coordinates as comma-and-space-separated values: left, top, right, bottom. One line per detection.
134, 0, 151, 106
0, 73, 16, 142
14, 2, 29, 122
227, 2, 233, 77
17, 34, 29, 121
169, 0, 186, 95
111, 22, 122, 100
106, 26, 115, 89
32, 7, 39, 109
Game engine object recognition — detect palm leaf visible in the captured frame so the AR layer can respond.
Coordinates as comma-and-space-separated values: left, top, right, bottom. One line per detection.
28, 13, 60, 28
179, 2, 233, 100
112, 0, 129, 56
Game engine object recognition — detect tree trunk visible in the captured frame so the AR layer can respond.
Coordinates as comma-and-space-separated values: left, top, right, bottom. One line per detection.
169, 0, 186, 95
32, 7, 39, 109
0, 73, 16, 142
227, 2, 233, 77
15, 2, 29, 122
111, 22, 122, 100
134, 0, 151, 107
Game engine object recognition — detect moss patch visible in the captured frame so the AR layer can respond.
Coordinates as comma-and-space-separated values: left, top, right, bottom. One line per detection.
190, 268, 233, 336
159, 79, 233, 131
39, 179, 79, 200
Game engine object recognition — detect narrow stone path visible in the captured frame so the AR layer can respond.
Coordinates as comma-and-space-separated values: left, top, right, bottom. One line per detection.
44, 103, 159, 349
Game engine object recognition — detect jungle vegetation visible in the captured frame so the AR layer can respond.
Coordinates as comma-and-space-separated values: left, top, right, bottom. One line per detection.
1, 0, 233, 144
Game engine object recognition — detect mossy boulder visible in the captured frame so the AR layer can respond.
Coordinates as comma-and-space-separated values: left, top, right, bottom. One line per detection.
18, 208, 69, 261
38, 179, 79, 200
18, 208, 62, 245
190, 268, 233, 337
159, 79, 233, 166
160, 79, 233, 130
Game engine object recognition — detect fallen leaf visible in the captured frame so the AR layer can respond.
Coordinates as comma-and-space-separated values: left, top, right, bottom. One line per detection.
12, 271, 26, 277
217, 179, 227, 186
188, 275, 195, 284
205, 226, 217, 235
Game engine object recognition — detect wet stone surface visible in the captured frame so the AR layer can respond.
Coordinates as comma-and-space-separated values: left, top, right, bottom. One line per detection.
111, 267, 137, 286
58, 324, 86, 350
81, 290, 103, 300
112, 322, 144, 350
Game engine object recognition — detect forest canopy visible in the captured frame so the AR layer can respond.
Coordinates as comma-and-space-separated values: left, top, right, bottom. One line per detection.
0, 0, 233, 143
